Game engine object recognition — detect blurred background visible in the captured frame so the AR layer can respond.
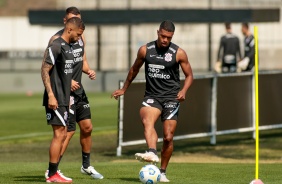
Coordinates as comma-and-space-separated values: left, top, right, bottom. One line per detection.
0, 0, 281, 93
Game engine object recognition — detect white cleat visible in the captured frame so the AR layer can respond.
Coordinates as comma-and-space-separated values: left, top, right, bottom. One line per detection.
81, 166, 104, 179
45, 170, 72, 182
160, 172, 170, 182
135, 151, 159, 163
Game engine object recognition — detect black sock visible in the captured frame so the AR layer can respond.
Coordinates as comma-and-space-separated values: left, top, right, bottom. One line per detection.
148, 148, 157, 155
48, 162, 58, 177
159, 168, 166, 174
82, 152, 90, 168
57, 155, 63, 170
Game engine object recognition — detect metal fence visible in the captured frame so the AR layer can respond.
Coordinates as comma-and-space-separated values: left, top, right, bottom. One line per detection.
116, 70, 282, 156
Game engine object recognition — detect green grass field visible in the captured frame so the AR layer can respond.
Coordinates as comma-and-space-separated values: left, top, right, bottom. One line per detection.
1, 93, 282, 184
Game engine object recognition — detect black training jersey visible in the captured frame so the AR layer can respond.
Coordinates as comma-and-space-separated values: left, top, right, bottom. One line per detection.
217, 33, 241, 63
144, 41, 180, 98
56, 29, 85, 97
43, 37, 74, 107
244, 34, 255, 70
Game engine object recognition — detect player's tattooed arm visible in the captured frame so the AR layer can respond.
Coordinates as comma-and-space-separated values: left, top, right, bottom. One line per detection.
41, 50, 58, 109
41, 61, 53, 95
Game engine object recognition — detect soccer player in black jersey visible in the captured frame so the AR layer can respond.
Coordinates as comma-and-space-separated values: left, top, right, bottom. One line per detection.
216, 23, 241, 73
44, 7, 103, 180
238, 22, 255, 71
111, 20, 193, 182
41, 17, 85, 183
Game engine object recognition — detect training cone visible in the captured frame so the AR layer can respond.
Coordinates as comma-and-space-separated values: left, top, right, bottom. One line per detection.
250, 179, 264, 184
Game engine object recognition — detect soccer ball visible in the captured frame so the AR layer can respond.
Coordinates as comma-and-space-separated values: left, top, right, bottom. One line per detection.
139, 164, 161, 184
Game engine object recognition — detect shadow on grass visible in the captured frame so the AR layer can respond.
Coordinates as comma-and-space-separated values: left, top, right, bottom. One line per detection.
118, 177, 140, 183
14, 175, 45, 183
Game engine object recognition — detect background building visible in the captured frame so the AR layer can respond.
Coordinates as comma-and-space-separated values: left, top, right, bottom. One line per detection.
0, 0, 281, 92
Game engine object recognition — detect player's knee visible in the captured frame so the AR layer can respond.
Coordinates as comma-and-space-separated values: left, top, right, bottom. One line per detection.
54, 131, 67, 141
67, 131, 75, 139
163, 134, 173, 143
81, 123, 93, 135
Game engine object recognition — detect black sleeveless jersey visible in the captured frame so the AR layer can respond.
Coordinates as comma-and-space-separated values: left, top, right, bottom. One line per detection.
43, 37, 74, 106
56, 29, 85, 97
144, 41, 180, 98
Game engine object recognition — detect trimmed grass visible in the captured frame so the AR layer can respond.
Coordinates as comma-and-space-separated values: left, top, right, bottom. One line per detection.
1, 162, 282, 183
1, 93, 282, 183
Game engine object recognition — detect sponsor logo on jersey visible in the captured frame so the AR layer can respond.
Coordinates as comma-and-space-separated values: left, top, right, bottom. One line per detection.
150, 55, 156, 57
146, 99, 154, 103
46, 113, 52, 120
65, 60, 74, 64
147, 64, 170, 79
164, 53, 172, 62
74, 56, 83, 62
64, 60, 73, 75
73, 48, 82, 53
148, 64, 165, 69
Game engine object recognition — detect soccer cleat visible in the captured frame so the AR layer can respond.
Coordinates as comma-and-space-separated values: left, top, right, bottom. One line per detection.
46, 172, 72, 183
160, 172, 170, 182
45, 170, 72, 182
135, 151, 159, 163
81, 166, 104, 179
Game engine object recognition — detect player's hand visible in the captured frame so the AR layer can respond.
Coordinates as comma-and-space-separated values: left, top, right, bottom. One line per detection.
176, 91, 186, 102
48, 95, 58, 110
111, 89, 125, 100
71, 80, 80, 91
87, 70, 96, 80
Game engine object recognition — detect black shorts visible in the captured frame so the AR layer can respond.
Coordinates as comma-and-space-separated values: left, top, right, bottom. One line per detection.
45, 106, 69, 126
141, 97, 180, 122
222, 63, 237, 73
68, 92, 91, 132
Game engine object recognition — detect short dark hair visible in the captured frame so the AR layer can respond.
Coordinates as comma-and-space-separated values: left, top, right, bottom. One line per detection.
225, 22, 231, 29
66, 17, 85, 30
242, 22, 249, 29
159, 20, 175, 32
65, 6, 81, 16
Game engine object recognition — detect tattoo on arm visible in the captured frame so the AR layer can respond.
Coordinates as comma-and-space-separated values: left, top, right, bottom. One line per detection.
41, 51, 54, 96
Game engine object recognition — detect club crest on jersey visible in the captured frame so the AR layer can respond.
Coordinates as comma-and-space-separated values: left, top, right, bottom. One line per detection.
164, 53, 172, 62
78, 39, 83, 46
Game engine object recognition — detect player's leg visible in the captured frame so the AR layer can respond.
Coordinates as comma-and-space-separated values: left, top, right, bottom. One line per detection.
159, 99, 180, 182
45, 106, 72, 183
78, 119, 92, 157
46, 99, 76, 180
135, 99, 162, 163
77, 93, 103, 179
59, 106, 76, 161
49, 125, 67, 176
140, 106, 161, 150
58, 95, 77, 163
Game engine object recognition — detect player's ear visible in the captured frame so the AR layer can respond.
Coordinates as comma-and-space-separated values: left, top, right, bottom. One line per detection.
63, 17, 67, 24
